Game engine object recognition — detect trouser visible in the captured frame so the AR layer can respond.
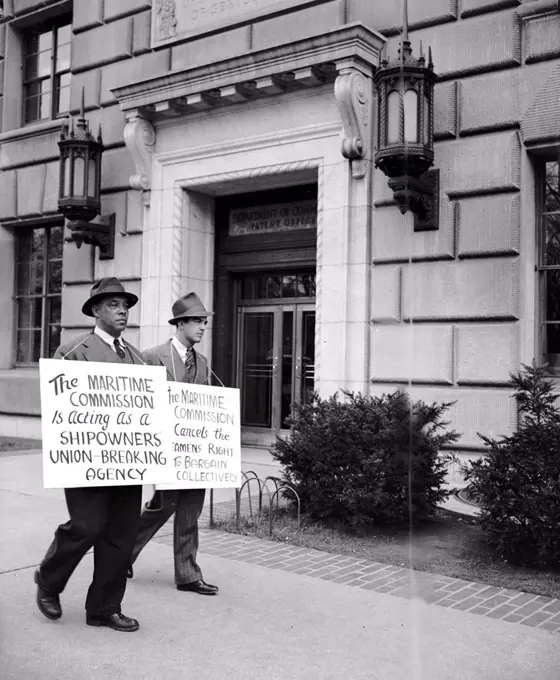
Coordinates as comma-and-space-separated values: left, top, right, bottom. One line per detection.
131, 488, 206, 585
37, 485, 142, 615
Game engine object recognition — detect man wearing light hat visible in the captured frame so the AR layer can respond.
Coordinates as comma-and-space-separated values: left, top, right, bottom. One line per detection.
34, 277, 145, 632
128, 292, 219, 596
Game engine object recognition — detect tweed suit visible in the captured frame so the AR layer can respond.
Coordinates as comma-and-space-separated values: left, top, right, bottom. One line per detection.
130, 339, 209, 585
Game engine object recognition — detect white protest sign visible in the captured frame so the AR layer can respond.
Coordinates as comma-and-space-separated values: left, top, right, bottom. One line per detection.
40, 359, 174, 488
156, 382, 241, 490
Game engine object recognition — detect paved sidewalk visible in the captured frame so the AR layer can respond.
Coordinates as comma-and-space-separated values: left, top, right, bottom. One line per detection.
2, 449, 560, 679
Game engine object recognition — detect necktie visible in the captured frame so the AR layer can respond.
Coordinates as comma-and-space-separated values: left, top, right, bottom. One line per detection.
114, 339, 126, 359
185, 348, 195, 372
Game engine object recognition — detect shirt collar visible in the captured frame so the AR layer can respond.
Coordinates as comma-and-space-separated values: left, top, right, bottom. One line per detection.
94, 325, 123, 351
171, 336, 193, 362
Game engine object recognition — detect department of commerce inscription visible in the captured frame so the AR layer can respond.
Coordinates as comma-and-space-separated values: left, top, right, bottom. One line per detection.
153, 0, 316, 46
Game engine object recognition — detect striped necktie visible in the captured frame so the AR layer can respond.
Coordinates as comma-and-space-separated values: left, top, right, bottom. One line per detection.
185, 348, 195, 372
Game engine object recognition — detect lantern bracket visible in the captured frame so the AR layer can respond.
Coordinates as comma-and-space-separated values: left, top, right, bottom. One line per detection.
334, 69, 372, 180
387, 169, 439, 231
66, 213, 116, 260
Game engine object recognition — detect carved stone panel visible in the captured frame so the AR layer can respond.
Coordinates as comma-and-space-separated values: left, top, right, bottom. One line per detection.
152, 0, 319, 47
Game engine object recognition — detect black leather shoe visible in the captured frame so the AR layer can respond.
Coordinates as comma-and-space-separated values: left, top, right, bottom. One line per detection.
86, 612, 139, 632
127, 565, 133, 579
34, 570, 61, 620
177, 580, 219, 595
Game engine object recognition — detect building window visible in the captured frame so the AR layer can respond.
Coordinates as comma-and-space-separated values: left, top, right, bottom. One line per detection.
538, 160, 560, 373
23, 20, 71, 125
15, 225, 63, 364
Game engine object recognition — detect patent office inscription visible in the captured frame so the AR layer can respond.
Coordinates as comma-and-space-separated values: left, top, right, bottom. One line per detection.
153, 0, 315, 47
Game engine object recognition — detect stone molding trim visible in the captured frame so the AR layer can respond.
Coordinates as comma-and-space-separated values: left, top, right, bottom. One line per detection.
123, 115, 156, 198
334, 68, 372, 179
516, 0, 559, 18
112, 23, 386, 119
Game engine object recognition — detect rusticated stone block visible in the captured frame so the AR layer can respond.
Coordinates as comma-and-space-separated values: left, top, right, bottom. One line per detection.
435, 81, 457, 139
104, 0, 151, 22
16, 165, 45, 216
372, 195, 455, 263
42, 162, 59, 213
252, 2, 340, 50
371, 265, 401, 322
405, 385, 517, 447
436, 131, 521, 197
457, 194, 520, 257
393, 12, 522, 79
82, 105, 127, 147
461, 0, 520, 18
525, 14, 560, 63
349, 0, 457, 34
0, 24, 6, 59
101, 51, 169, 106
401, 258, 520, 320
69, 69, 101, 112
62, 240, 95, 285
370, 324, 453, 383
0, 169, 17, 219
171, 26, 250, 71
456, 323, 519, 384
73, 0, 103, 33
100, 148, 134, 191
459, 62, 553, 135
71, 18, 133, 73
133, 9, 152, 55
13, 0, 57, 14
0, 129, 60, 169
521, 61, 560, 146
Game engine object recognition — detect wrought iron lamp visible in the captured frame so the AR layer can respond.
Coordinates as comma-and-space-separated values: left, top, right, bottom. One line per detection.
373, 0, 439, 231
57, 92, 115, 259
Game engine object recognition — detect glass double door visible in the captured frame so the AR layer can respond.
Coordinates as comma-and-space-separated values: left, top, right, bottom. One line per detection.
239, 304, 315, 432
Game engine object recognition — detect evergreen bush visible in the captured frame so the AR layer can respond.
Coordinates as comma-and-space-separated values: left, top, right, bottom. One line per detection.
465, 362, 560, 567
271, 390, 459, 527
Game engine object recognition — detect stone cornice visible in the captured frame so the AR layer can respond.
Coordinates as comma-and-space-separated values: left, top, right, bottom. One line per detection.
112, 23, 386, 120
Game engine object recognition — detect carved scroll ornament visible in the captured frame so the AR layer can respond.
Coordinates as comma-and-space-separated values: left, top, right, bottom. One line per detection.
123, 116, 156, 193
334, 70, 372, 179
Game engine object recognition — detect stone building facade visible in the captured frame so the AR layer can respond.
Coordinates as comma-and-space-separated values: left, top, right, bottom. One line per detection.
0, 0, 559, 482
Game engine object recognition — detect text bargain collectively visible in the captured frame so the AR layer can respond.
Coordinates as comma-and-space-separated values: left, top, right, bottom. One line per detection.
39, 359, 241, 489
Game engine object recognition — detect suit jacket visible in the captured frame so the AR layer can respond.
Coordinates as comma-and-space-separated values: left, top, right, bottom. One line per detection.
54, 330, 144, 365
143, 340, 209, 385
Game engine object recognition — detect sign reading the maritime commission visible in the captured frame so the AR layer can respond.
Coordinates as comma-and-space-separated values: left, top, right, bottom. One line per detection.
156, 383, 241, 490
40, 359, 173, 489
152, 0, 314, 47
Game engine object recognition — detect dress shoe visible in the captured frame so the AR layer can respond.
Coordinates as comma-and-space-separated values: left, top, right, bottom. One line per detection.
34, 570, 62, 620
127, 565, 133, 579
86, 612, 139, 632
177, 580, 219, 595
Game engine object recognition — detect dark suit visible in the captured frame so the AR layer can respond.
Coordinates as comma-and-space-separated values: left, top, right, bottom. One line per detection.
37, 331, 145, 616
131, 340, 209, 585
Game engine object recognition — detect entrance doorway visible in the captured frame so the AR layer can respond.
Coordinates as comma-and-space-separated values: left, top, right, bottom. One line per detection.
237, 271, 316, 434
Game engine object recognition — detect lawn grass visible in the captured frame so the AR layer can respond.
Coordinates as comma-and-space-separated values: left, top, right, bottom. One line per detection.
0, 436, 41, 452
212, 506, 560, 599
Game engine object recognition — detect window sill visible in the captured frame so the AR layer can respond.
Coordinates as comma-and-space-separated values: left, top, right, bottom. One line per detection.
0, 118, 67, 145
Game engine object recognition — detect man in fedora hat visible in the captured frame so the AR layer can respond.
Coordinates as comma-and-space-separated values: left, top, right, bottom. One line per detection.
34, 277, 145, 632
128, 292, 219, 596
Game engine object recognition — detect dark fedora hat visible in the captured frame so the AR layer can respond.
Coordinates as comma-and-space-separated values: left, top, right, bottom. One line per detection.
82, 277, 139, 317
168, 292, 213, 325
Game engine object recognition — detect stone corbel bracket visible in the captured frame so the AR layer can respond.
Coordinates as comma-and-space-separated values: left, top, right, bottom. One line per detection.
123, 115, 156, 205
334, 67, 373, 180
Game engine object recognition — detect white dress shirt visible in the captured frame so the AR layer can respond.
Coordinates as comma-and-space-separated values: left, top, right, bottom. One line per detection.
94, 325, 124, 353
171, 336, 192, 363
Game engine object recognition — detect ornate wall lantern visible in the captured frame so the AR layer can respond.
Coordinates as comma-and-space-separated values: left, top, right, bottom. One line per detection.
373, 0, 439, 231
58, 93, 115, 259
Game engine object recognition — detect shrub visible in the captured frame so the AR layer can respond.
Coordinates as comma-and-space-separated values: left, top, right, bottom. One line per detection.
464, 362, 560, 567
271, 390, 459, 527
